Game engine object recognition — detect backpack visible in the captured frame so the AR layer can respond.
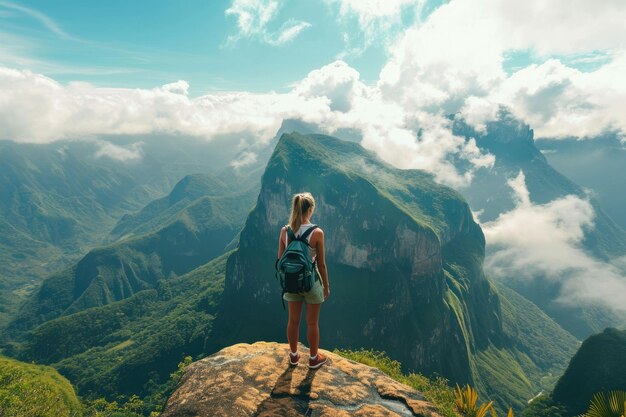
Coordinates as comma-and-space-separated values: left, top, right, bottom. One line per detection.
275, 224, 319, 309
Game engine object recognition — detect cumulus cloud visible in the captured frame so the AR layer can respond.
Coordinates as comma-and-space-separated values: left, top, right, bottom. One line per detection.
479, 170, 626, 313
489, 53, 626, 138
292, 61, 494, 186
224, 0, 311, 46
378, 0, 626, 138
0, 62, 494, 187
293, 60, 364, 112
459, 97, 500, 134
0, 66, 325, 144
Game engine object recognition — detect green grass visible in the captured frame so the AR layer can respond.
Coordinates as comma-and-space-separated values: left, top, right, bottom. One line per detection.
0, 355, 83, 417
333, 348, 458, 417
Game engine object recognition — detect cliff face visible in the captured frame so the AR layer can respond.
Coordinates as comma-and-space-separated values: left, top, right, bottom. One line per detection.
209, 132, 502, 386
161, 341, 444, 417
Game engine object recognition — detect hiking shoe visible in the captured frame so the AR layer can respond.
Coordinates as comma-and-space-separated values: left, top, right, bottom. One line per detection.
289, 351, 300, 366
308, 352, 327, 369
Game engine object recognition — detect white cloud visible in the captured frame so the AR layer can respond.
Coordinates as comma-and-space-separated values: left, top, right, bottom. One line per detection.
293, 60, 364, 112
325, 0, 425, 52
0, 66, 318, 143
292, 61, 495, 186
0, 1, 73, 40
377, 0, 626, 138
272, 19, 312, 45
230, 150, 258, 169
479, 170, 626, 313
0, 62, 494, 187
224, 0, 311, 46
459, 96, 500, 134
489, 53, 626, 138
95, 141, 143, 162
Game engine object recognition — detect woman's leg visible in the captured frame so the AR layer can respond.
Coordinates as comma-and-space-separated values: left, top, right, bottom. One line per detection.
306, 303, 322, 356
287, 300, 304, 352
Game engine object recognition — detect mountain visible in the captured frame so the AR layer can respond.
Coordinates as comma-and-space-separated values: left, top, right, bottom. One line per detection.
5, 171, 257, 336
451, 109, 626, 338
0, 133, 265, 330
0, 139, 150, 329
207, 131, 577, 410
110, 173, 231, 240
160, 341, 445, 417
535, 134, 626, 230
552, 327, 626, 416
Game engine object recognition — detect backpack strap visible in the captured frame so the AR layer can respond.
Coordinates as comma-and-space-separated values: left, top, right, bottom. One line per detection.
285, 225, 297, 243
299, 225, 318, 246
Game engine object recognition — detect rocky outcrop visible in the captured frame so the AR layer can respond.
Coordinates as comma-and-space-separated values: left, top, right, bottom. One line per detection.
161, 341, 444, 417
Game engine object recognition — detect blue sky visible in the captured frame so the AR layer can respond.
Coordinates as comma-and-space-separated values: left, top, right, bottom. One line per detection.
2, 0, 613, 97
0, 0, 417, 95
1, 0, 623, 149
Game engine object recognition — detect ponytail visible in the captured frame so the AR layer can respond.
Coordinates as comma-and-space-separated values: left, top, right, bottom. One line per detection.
288, 192, 315, 233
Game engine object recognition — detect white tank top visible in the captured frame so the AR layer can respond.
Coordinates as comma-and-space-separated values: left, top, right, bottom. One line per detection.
285, 223, 317, 261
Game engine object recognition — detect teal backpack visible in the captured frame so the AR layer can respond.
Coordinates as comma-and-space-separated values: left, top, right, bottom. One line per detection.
275, 224, 319, 309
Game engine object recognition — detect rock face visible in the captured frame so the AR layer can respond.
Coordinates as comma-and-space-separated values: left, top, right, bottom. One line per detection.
161, 341, 443, 417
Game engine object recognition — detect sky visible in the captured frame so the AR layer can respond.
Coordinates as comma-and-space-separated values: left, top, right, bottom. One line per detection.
1, 0, 625, 181
0, 0, 426, 94
1, 0, 625, 315
1, 0, 617, 95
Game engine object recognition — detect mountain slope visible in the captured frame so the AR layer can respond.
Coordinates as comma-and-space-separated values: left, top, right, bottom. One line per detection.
0, 133, 267, 330
207, 131, 577, 411
552, 327, 626, 416
6, 252, 229, 399
3, 130, 578, 412
6, 172, 256, 336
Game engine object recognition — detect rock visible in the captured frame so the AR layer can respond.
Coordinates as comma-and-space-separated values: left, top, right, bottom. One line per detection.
161, 341, 444, 417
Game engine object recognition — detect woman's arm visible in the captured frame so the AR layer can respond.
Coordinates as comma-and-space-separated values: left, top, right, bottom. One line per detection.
277, 226, 286, 259
315, 229, 330, 298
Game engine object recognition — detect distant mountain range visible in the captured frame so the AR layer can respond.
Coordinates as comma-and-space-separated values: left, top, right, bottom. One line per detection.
0, 133, 262, 329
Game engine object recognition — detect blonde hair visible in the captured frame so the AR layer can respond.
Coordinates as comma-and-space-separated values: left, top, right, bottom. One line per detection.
289, 192, 315, 232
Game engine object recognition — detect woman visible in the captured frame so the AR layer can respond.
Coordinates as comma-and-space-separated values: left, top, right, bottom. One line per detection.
277, 192, 330, 369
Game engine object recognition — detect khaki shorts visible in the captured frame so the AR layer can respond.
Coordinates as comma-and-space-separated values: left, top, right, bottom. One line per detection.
283, 264, 325, 304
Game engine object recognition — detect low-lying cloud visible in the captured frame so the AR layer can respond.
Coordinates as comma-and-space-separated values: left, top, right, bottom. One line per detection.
94, 140, 143, 162
479, 170, 626, 313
